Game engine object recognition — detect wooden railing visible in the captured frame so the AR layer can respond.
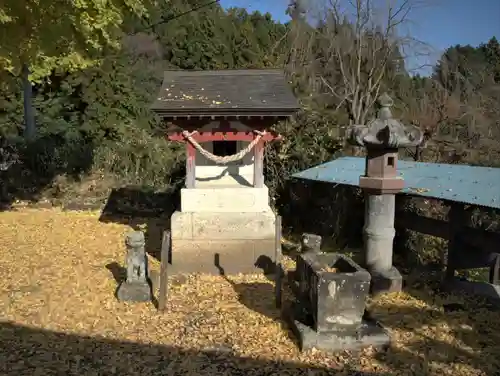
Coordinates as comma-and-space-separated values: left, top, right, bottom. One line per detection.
395, 201, 500, 285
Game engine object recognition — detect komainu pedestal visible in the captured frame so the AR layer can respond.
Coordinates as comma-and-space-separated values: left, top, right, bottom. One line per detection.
286, 252, 390, 352
117, 231, 152, 302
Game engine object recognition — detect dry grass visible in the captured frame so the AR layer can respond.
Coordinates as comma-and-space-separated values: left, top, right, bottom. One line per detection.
0, 208, 499, 375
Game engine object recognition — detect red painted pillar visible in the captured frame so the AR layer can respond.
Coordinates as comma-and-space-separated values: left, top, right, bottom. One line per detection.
253, 139, 265, 188
186, 142, 196, 188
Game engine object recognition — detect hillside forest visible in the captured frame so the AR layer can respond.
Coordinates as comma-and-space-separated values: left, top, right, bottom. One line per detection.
0, 0, 499, 258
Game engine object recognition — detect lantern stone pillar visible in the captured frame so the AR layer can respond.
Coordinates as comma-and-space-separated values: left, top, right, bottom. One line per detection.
347, 93, 423, 294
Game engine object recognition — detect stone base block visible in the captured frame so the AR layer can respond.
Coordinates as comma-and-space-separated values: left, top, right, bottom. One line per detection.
170, 210, 277, 275
370, 267, 403, 295
283, 301, 390, 353
181, 186, 270, 212
442, 277, 500, 302
169, 239, 276, 275
117, 281, 152, 302
171, 210, 276, 240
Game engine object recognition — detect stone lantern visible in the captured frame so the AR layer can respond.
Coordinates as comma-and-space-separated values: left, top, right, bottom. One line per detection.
347, 93, 423, 294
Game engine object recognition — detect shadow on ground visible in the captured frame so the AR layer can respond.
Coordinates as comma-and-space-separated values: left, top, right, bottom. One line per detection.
224, 253, 500, 375
0, 321, 385, 375
216, 254, 286, 321
99, 186, 180, 260
368, 293, 500, 375
362, 266, 500, 375
105, 262, 127, 284
228, 280, 283, 320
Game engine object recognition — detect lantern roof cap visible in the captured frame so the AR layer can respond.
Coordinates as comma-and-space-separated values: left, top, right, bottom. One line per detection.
348, 93, 423, 149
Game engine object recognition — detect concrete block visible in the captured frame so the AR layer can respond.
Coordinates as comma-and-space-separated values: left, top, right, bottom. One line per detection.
169, 210, 277, 275
370, 267, 403, 295
170, 211, 193, 239
170, 239, 276, 275
442, 277, 500, 301
296, 252, 371, 333
283, 301, 390, 353
171, 210, 276, 240
180, 186, 270, 212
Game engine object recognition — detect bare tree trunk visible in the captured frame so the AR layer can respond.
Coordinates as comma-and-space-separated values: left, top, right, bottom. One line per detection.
22, 63, 36, 141
309, 0, 422, 127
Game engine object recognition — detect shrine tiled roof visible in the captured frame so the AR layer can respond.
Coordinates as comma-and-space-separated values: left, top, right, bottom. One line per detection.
151, 69, 300, 118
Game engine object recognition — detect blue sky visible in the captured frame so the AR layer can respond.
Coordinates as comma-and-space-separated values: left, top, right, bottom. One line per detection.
218, 0, 500, 72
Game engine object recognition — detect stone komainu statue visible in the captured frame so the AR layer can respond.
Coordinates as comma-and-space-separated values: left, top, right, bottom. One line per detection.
301, 233, 322, 253
125, 231, 148, 283
116, 231, 152, 302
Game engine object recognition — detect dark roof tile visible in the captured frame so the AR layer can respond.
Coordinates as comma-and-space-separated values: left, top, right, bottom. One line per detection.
151, 69, 300, 117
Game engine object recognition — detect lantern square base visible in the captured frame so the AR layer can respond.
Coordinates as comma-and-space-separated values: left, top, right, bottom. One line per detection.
370, 267, 403, 295
283, 301, 390, 353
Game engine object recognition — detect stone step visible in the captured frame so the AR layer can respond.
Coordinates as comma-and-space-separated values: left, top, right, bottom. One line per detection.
171, 210, 276, 240
181, 186, 270, 212
168, 239, 276, 275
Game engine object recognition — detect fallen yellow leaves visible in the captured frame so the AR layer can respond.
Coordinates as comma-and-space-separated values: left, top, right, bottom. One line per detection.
0, 207, 498, 375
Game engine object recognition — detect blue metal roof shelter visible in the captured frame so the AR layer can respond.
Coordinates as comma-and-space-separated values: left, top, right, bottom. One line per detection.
292, 157, 500, 209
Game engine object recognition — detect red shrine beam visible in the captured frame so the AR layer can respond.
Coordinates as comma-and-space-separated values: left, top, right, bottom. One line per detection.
167, 131, 281, 142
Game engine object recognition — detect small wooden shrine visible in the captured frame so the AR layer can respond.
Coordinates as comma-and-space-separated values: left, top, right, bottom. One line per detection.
151, 69, 299, 274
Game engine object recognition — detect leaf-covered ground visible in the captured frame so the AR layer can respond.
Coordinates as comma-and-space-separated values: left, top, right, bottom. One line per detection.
0, 207, 498, 375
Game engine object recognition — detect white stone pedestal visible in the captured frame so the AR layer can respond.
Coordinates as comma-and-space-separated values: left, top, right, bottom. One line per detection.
180, 186, 270, 212
170, 185, 277, 275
